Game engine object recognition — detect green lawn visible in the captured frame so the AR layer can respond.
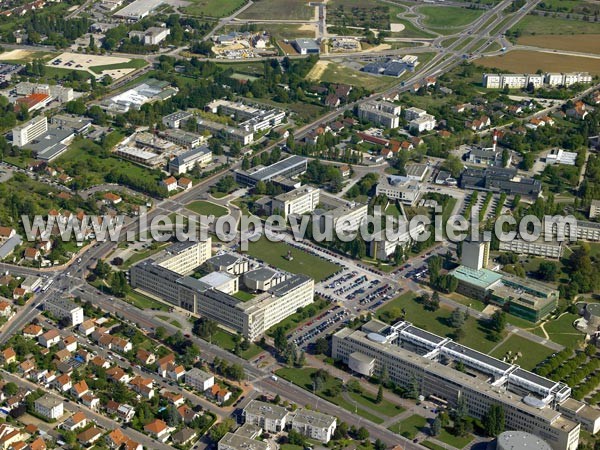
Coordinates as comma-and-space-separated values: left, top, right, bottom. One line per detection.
347, 391, 405, 417
275, 367, 386, 424
437, 428, 474, 449
247, 237, 340, 282
89, 58, 147, 74
544, 313, 584, 347
377, 292, 499, 353
315, 61, 398, 92
186, 200, 228, 217
509, 14, 600, 35
388, 414, 428, 439
418, 5, 485, 29
182, 0, 247, 17
211, 329, 263, 360
385, 202, 402, 218
422, 442, 445, 450
238, 0, 313, 20
490, 334, 554, 370
391, 19, 437, 38
123, 243, 169, 269
127, 290, 169, 311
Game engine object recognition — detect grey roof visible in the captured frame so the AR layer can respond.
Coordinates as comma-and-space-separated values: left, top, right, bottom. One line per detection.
199, 271, 236, 288
294, 38, 320, 51
268, 274, 312, 296
244, 267, 279, 283
497, 431, 551, 450
292, 408, 336, 429
170, 146, 211, 166
0, 234, 22, 259
172, 427, 196, 444
241, 155, 307, 182
403, 325, 446, 346
219, 432, 269, 450
25, 128, 74, 161
185, 367, 213, 382
45, 296, 81, 313
244, 400, 288, 421
176, 276, 211, 292
35, 393, 63, 408
206, 253, 243, 268
444, 341, 512, 372
512, 368, 559, 390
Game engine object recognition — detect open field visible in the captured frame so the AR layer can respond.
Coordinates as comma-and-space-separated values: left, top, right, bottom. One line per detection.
418, 5, 485, 30
391, 19, 437, 38
479, 50, 600, 76
388, 414, 428, 439
489, 334, 554, 370
182, 0, 246, 17
46, 52, 141, 80
536, 0, 600, 14
211, 329, 263, 360
238, 0, 313, 20
127, 290, 169, 311
0, 49, 54, 63
307, 60, 397, 91
517, 34, 600, 54
186, 200, 228, 217
509, 14, 600, 35
247, 237, 340, 282
543, 313, 585, 347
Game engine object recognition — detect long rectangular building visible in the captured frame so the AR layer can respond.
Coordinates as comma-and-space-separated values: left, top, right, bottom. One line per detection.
235, 155, 307, 187
332, 319, 580, 450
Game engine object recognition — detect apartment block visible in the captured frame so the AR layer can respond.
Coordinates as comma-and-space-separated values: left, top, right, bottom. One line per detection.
12, 115, 48, 147
271, 186, 320, 218
333, 320, 581, 450
162, 111, 193, 129
409, 114, 436, 133
168, 146, 212, 175
234, 155, 307, 187
35, 394, 64, 420
376, 175, 422, 206
290, 409, 337, 443
44, 297, 84, 326
357, 101, 400, 128
243, 400, 288, 432
184, 368, 214, 392
499, 237, 563, 258
483, 72, 592, 89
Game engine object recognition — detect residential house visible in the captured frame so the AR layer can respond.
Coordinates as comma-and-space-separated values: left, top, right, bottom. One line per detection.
61, 411, 88, 431
53, 349, 71, 363
81, 394, 100, 410
176, 405, 197, 424
27, 437, 47, 450
156, 354, 176, 377
136, 349, 156, 365
70, 380, 89, 399
59, 336, 77, 352
171, 427, 196, 446
90, 356, 110, 369
167, 364, 185, 381
129, 376, 154, 399
0, 301, 12, 318
23, 248, 40, 262
0, 348, 16, 365
162, 391, 185, 407
209, 384, 231, 404
38, 330, 60, 348
77, 427, 103, 447
103, 193, 122, 205
106, 401, 136, 422
184, 368, 214, 392
53, 374, 71, 393
106, 366, 130, 383
339, 165, 350, 177
162, 176, 178, 192
78, 319, 96, 336
178, 177, 193, 190
144, 419, 170, 442
12, 288, 26, 300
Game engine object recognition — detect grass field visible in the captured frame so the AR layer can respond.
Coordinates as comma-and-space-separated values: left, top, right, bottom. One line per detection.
238, 0, 313, 20
123, 243, 169, 269
422, 442, 445, 450
479, 50, 600, 76
307, 61, 397, 92
89, 59, 147, 74
509, 14, 600, 35
388, 414, 428, 439
418, 5, 485, 29
517, 34, 600, 54
211, 329, 263, 360
437, 428, 474, 449
347, 390, 405, 417
247, 237, 340, 282
127, 290, 169, 311
232, 290, 255, 302
186, 201, 228, 217
544, 313, 584, 347
489, 334, 554, 370
391, 19, 437, 38
182, 0, 247, 17
376, 292, 500, 353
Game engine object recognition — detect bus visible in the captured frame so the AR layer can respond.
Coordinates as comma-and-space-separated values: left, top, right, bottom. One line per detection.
41, 279, 54, 292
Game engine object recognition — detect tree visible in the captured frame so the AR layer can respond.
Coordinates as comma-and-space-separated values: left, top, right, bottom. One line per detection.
537, 261, 558, 281
193, 317, 218, 339
356, 427, 370, 440
155, 326, 167, 340
489, 310, 506, 333
3, 382, 18, 396
314, 337, 329, 355
374, 439, 386, 450
287, 429, 305, 446
431, 416, 442, 436
110, 271, 130, 297
208, 418, 234, 442
483, 404, 505, 437
273, 327, 287, 354
376, 385, 383, 404
450, 308, 465, 328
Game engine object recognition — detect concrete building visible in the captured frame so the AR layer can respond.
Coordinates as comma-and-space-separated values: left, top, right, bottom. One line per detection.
130, 244, 315, 340
35, 394, 64, 420
204, 253, 249, 275
409, 114, 436, 133
467, 146, 505, 167
576, 220, 600, 241
314, 202, 368, 233
293, 38, 320, 54
198, 271, 238, 295
460, 167, 542, 198
196, 118, 254, 146
114, 146, 164, 169
51, 114, 92, 134
404, 107, 427, 121
368, 221, 425, 261
333, 320, 580, 450
235, 155, 307, 187
206, 100, 285, 133
169, 146, 212, 175
130, 26, 170, 45
589, 200, 600, 219
405, 163, 429, 182
483, 72, 592, 89
557, 398, 600, 435
271, 186, 320, 218
184, 368, 214, 392
376, 176, 422, 206
44, 297, 84, 326
461, 239, 490, 271
161, 129, 206, 149
499, 237, 564, 258
243, 400, 288, 432
219, 433, 272, 450
357, 101, 401, 129
155, 241, 212, 275
113, 0, 163, 20
243, 268, 286, 292
290, 409, 336, 443
162, 111, 194, 129
12, 115, 48, 147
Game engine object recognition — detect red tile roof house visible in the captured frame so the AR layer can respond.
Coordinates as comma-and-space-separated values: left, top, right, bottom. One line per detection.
12, 288, 26, 300
52, 373, 72, 393
103, 192, 122, 205
136, 349, 156, 365
60, 411, 88, 431
144, 419, 170, 442
162, 176, 178, 192
77, 427, 103, 447
70, 380, 89, 399
23, 247, 40, 262
178, 177, 193, 190
38, 329, 61, 348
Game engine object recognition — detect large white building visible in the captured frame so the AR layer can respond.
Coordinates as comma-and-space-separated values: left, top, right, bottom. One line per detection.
206, 100, 285, 132
376, 176, 422, 206
271, 186, 320, 218
184, 368, 214, 392
169, 146, 212, 175
44, 297, 84, 326
357, 101, 401, 129
333, 320, 584, 450
483, 73, 592, 89
35, 394, 64, 420
409, 114, 436, 133
12, 115, 48, 147
290, 409, 337, 443
243, 401, 289, 433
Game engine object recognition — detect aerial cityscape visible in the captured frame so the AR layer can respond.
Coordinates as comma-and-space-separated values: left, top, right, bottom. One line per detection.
0, 0, 599, 449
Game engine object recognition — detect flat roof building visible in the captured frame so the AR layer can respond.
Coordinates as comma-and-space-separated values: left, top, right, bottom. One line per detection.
333, 320, 579, 450
162, 111, 194, 129
169, 146, 212, 175
235, 155, 307, 187
13, 115, 48, 147
271, 185, 320, 218
293, 38, 320, 54
290, 409, 336, 443
461, 167, 542, 198
44, 297, 84, 326
376, 175, 422, 206
113, 0, 164, 20
243, 400, 289, 432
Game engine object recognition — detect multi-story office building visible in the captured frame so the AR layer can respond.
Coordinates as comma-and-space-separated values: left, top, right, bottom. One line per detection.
314, 202, 368, 233
499, 237, 564, 258
44, 297, 84, 326
168, 146, 212, 175
204, 253, 249, 275
333, 319, 581, 450
376, 176, 422, 206
235, 155, 307, 187
162, 111, 194, 129
130, 246, 315, 340
460, 167, 542, 198
206, 100, 285, 132
461, 240, 490, 271
409, 114, 436, 133
271, 186, 320, 218
12, 115, 48, 147
154, 241, 212, 276
161, 129, 206, 149
368, 222, 426, 261
357, 101, 401, 129
196, 118, 254, 146
576, 220, 600, 242
290, 410, 337, 443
